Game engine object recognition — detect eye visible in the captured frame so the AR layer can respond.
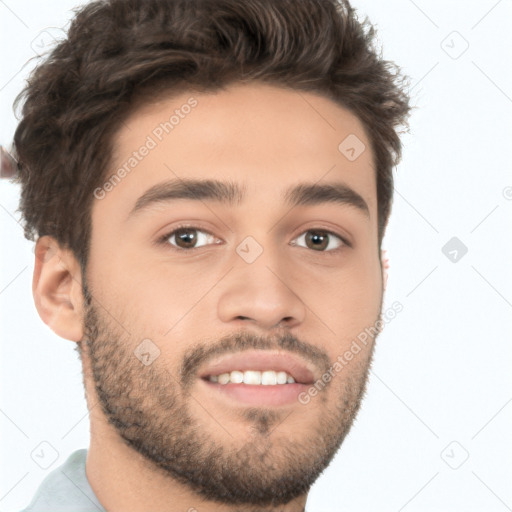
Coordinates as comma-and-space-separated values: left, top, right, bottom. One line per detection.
290, 229, 348, 254
158, 225, 221, 251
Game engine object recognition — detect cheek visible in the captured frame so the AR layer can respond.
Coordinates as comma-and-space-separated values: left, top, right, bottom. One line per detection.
98, 258, 215, 343
323, 254, 382, 312
316, 258, 382, 358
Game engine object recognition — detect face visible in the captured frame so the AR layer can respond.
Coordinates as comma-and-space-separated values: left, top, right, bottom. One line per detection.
82, 82, 383, 506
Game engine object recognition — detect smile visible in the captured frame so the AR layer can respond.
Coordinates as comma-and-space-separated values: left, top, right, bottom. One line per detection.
206, 370, 296, 385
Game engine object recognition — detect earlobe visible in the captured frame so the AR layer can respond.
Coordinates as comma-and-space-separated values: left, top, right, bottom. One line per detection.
32, 236, 84, 342
381, 249, 389, 290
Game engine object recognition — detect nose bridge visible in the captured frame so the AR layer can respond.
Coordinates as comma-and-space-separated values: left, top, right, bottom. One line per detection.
235, 232, 293, 301
216, 232, 306, 329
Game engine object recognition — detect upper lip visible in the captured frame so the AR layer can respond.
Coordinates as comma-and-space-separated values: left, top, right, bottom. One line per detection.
198, 350, 317, 385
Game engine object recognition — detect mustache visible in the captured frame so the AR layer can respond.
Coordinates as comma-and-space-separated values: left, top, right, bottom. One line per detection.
179, 329, 331, 390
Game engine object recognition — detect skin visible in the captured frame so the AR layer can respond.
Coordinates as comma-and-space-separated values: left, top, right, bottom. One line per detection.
33, 82, 385, 511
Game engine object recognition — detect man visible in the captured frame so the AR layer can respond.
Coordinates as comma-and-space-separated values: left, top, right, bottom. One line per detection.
12, 0, 411, 510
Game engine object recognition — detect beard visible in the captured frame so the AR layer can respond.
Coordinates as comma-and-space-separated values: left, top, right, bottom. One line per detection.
79, 281, 380, 508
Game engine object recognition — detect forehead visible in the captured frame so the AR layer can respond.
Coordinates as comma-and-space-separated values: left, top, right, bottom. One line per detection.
96, 82, 376, 223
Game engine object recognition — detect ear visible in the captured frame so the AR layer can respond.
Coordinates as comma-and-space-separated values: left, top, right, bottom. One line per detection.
32, 236, 84, 342
381, 249, 389, 291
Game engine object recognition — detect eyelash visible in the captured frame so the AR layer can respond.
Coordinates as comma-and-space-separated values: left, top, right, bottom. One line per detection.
156, 224, 351, 256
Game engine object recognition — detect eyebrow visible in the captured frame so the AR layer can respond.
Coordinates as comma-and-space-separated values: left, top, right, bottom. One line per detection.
127, 178, 370, 220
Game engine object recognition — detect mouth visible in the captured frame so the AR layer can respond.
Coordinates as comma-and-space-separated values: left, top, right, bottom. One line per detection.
197, 350, 317, 407
206, 369, 297, 385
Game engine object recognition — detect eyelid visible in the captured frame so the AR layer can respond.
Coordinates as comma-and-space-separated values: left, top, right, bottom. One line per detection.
156, 223, 352, 253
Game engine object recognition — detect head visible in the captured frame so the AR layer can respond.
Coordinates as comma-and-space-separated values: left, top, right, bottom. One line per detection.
13, 0, 411, 507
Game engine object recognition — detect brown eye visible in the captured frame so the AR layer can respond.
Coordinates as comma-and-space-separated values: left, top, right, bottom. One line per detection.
305, 230, 329, 251
160, 226, 220, 251
173, 227, 198, 249
291, 229, 345, 253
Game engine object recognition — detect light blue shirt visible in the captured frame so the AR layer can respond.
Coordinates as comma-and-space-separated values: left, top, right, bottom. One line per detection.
20, 449, 106, 512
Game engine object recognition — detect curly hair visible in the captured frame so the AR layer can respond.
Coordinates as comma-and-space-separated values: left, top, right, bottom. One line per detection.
12, 0, 412, 274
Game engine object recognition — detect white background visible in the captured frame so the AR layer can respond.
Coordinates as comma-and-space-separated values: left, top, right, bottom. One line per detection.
1, 1, 511, 511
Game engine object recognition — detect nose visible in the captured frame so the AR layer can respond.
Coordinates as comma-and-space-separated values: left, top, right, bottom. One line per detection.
216, 249, 307, 331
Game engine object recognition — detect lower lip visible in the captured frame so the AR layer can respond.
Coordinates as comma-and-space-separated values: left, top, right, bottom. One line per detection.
200, 378, 310, 406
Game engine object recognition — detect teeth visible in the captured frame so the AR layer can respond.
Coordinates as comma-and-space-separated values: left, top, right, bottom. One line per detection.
207, 370, 296, 385
230, 370, 244, 384
261, 370, 277, 385
244, 370, 261, 385
276, 371, 288, 384
218, 373, 230, 385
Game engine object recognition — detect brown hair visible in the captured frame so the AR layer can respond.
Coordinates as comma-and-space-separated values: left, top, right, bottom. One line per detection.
12, 0, 411, 274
